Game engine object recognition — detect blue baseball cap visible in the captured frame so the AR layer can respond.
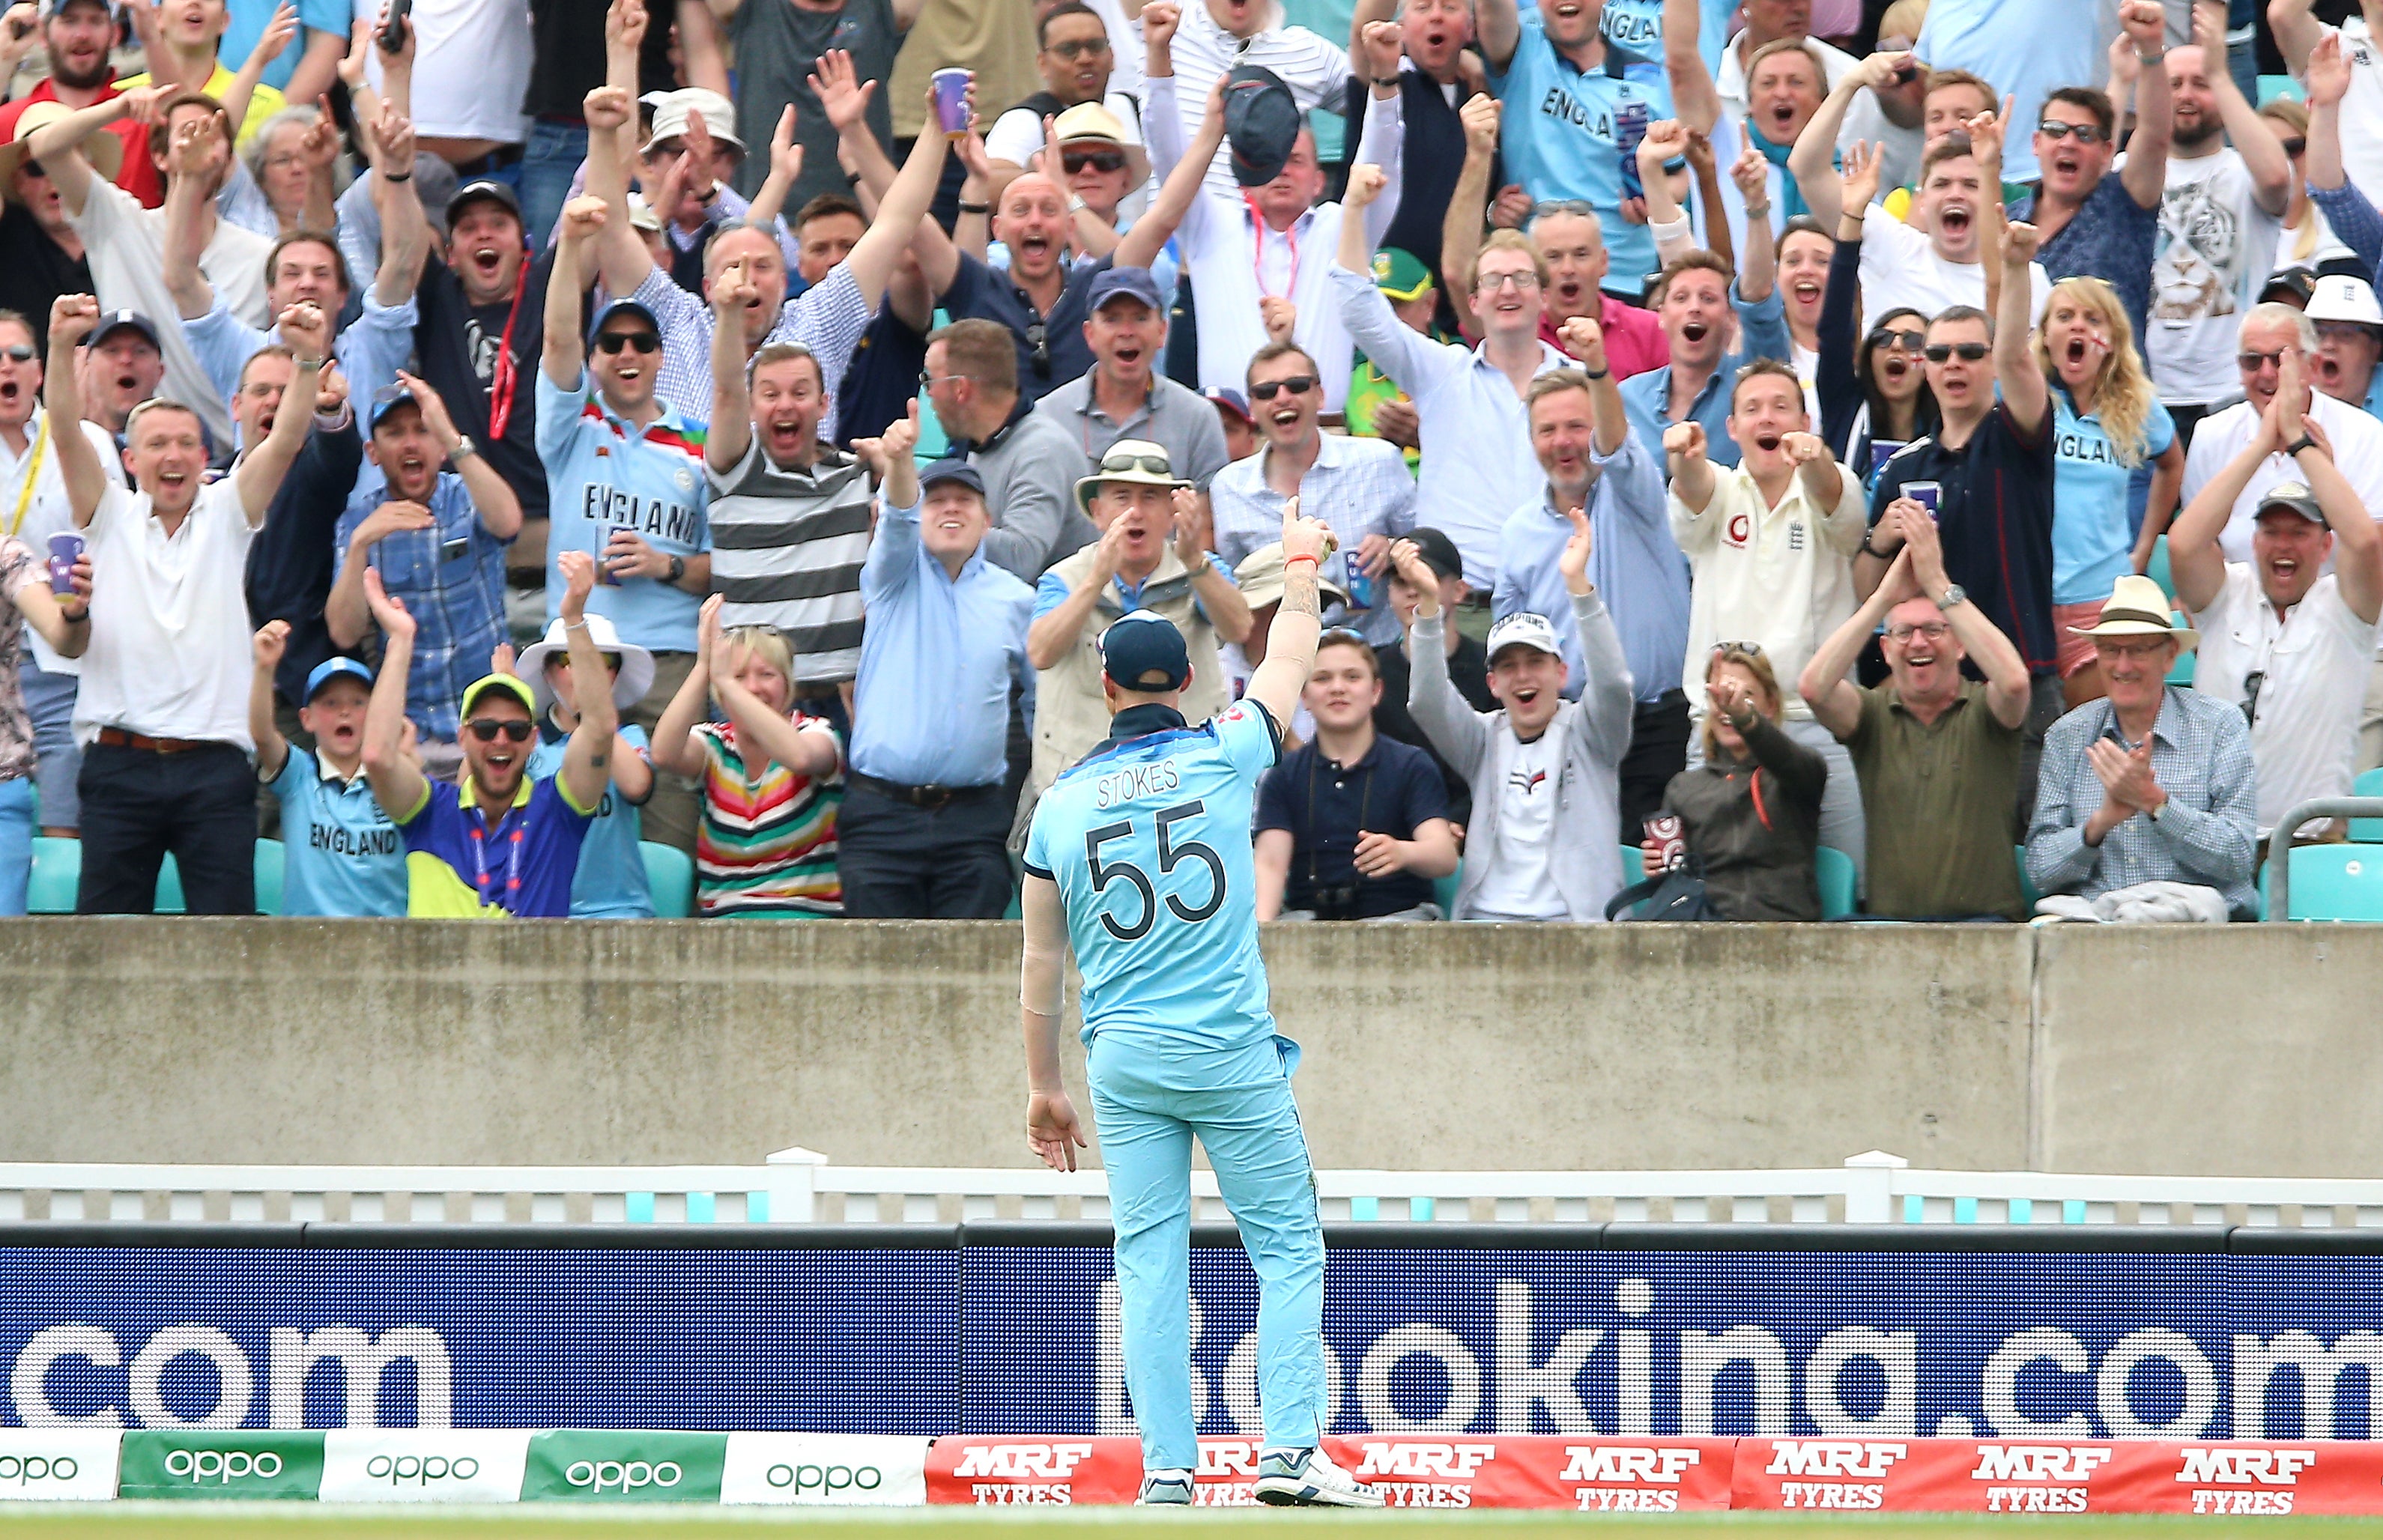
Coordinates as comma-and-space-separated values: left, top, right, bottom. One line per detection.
588, 298, 661, 345
1202, 385, 1253, 425
1087, 264, 1166, 314
367, 383, 418, 431
920, 458, 984, 496
1100, 609, 1192, 693
303, 655, 373, 701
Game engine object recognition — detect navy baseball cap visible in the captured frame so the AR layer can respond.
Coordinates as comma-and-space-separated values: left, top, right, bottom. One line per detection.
1224, 64, 1302, 187
1400, 527, 1465, 583
1088, 264, 1166, 314
1100, 609, 1192, 692
446, 178, 521, 226
90, 309, 159, 351
920, 458, 984, 496
588, 298, 661, 344
1203, 385, 1253, 425
303, 655, 373, 701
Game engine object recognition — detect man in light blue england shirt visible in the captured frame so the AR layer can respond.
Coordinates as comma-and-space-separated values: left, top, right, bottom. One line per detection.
843, 434, 1037, 920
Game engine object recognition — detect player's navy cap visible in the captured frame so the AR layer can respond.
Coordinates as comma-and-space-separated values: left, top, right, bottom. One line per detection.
1100, 609, 1192, 692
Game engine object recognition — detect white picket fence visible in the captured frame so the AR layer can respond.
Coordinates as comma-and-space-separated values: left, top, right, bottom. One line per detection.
4, 1150, 2383, 1230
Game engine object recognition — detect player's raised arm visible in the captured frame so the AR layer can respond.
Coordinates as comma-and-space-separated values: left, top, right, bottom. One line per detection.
1243, 501, 1336, 731
1019, 873, 1087, 1171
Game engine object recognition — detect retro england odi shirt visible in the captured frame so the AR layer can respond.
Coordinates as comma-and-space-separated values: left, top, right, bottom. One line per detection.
534, 369, 713, 655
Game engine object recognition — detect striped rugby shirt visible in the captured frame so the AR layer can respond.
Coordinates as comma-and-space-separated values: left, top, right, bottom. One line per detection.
705, 439, 873, 685
692, 715, 844, 916
533, 369, 714, 655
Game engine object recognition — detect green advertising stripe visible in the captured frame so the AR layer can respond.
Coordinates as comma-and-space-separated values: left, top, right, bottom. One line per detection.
520, 1430, 728, 1503
115, 1430, 325, 1500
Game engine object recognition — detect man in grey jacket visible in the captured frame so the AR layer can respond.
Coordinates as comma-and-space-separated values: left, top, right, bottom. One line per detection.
1393, 506, 1635, 922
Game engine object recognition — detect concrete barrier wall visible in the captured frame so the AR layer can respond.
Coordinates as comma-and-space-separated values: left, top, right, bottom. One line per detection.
0, 919, 2370, 1174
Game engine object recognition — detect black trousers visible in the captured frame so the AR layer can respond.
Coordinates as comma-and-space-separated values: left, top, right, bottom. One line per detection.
77, 740, 255, 915
1617, 690, 1692, 841
836, 780, 1015, 919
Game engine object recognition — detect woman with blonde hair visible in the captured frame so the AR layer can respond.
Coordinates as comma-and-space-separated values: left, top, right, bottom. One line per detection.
652, 597, 845, 916
2032, 275, 2184, 706
1640, 645, 1828, 921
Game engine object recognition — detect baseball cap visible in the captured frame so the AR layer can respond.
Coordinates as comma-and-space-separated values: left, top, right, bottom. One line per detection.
1486, 610, 1564, 664
2259, 267, 2318, 308
1100, 609, 1193, 692
445, 178, 521, 227
89, 309, 159, 351
303, 656, 373, 702
589, 297, 661, 343
1371, 247, 1435, 302
461, 673, 537, 719
367, 383, 418, 430
2256, 481, 2326, 523
2306, 274, 2383, 327
1087, 264, 1166, 314
1203, 386, 1253, 425
920, 458, 985, 496
1398, 527, 1465, 585
1224, 64, 1302, 187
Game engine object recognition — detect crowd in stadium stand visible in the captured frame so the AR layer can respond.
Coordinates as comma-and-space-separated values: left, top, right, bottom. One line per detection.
0, 0, 2372, 923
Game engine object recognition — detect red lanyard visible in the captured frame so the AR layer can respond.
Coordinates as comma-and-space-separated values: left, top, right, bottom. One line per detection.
485, 276, 530, 442
467, 804, 527, 909
1246, 198, 1297, 299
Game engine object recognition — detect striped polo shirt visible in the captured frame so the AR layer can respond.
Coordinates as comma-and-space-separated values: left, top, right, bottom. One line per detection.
705, 438, 873, 685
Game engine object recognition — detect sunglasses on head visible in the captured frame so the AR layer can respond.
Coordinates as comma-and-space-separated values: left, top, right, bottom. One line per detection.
1062, 147, 1127, 175
2036, 120, 2107, 144
1925, 342, 1988, 362
1868, 327, 1926, 351
465, 718, 534, 743
1098, 451, 1173, 476
596, 330, 661, 355
1249, 375, 1317, 400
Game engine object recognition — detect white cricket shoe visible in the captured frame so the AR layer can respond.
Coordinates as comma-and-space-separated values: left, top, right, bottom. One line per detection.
1253, 1445, 1383, 1507
1138, 1467, 1193, 1505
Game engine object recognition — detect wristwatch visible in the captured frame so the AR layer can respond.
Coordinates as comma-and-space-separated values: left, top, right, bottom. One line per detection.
2286, 434, 2319, 458
449, 434, 478, 461
667, 554, 687, 585
1937, 582, 1968, 610
1068, 195, 1088, 214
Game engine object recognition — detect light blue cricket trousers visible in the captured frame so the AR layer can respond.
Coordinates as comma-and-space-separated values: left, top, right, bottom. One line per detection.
1088, 1029, 1328, 1471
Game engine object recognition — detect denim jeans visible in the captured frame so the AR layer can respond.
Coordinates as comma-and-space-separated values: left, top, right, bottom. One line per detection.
0, 774, 31, 915
18, 653, 77, 830
518, 120, 589, 255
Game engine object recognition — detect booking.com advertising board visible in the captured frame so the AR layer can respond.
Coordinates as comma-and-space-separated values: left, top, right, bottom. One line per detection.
2, 1234, 2382, 1447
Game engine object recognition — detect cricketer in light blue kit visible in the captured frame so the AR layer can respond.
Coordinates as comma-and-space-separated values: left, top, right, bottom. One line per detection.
1018, 504, 1380, 1510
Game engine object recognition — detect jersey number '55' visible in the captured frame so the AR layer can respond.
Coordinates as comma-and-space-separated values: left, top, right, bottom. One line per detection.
1085, 800, 1227, 940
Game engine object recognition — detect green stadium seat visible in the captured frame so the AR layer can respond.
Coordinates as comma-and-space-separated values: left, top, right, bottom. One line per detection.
26, 836, 77, 913
2273, 844, 2383, 922
639, 841, 696, 918
1815, 846, 1856, 919
253, 839, 284, 916
2352, 768, 2383, 842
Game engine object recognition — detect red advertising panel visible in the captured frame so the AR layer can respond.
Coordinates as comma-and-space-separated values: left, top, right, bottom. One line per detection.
924, 1438, 1140, 1506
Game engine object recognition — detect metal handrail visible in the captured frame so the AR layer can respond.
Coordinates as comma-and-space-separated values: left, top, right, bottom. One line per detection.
2265, 797, 2383, 919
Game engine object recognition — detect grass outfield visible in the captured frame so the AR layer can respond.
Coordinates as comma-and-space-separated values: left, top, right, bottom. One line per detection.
17, 1512, 2383, 1538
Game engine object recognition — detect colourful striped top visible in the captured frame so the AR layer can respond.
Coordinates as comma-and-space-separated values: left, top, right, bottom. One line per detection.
692, 715, 844, 916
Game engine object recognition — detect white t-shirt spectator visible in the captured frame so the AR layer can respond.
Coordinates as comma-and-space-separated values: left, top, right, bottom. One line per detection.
67, 181, 273, 449
1164, 0, 1351, 202
1468, 730, 1567, 920
369, 0, 533, 147
1858, 204, 2050, 325
2148, 148, 2286, 406
73, 476, 260, 750
2187, 563, 2379, 834
2182, 391, 2383, 582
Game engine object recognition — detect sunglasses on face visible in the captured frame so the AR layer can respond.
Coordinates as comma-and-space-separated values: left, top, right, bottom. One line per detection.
1045, 35, 1109, 56
1925, 342, 1988, 362
2036, 120, 2108, 144
0, 345, 33, 363
465, 718, 534, 743
1868, 327, 1926, 351
2281, 136, 2308, 157
1248, 375, 1317, 400
596, 330, 661, 355
2238, 348, 2292, 372
1062, 147, 1127, 174
17, 159, 41, 178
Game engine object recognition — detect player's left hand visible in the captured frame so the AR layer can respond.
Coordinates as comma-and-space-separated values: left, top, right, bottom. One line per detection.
1026, 1091, 1088, 1171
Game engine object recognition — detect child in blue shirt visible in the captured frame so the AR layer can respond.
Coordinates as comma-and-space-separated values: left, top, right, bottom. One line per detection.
250, 624, 407, 917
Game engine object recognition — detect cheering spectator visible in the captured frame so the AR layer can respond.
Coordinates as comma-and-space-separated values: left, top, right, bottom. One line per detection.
217, 100, 339, 240
1618, 150, 1791, 473
517, 614, 660, 918
652, 595, 847, 916
0, 506, 90, 912
0, 106, 101, 335
1644, 644, 1826, 921
2270, 0, 2383, 210
1345, 0, 1488, 328
1400, 506, 1633, 921
1787, 52, 1930, 222
1334, 163, 1570, 609
1911, 0, 2116, 182
328, 372, 520, 775
985, 4, 1146, 204
1255, 631, 1456, 921
2026, 578, 2259, 918
1208, 340, 1416, 646
1473, 0, 1680, 308
0, 0, 163, 210
118, 0, 291, 145
2169, 365, 2383, 837
248, 630, 404, 917
1208, 384, 1259, 461
1860, 220, 2063, 813
2144, 10, 2290, 443
28, 87, 275, 449
52, 290, 322, 915
1155, 0, 1351, 199
0, 306, 122, 844
539, 197, 714, 853
844, 448, 1036, 918
2300, 31, 2383, 294
1144, 4, 1405, 412
924, 316, 1097, 580
79, 312, 167, 446
2306, 276, 2383, 415
1666, 360, 1867, 873
1023, 442, 1251, 814
1375, 527, 1492, 824
1801, 524, 2032, 921
1035, 267, 1227, 488
1500, 343, 1687, 834
2037, 275, 2184, 707
362, 554, 614, 918
1815, 154, 1937, 470
1775, 214, 1832, 410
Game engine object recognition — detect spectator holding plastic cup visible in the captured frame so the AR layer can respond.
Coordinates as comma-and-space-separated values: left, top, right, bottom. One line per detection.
0, 525, 89, 912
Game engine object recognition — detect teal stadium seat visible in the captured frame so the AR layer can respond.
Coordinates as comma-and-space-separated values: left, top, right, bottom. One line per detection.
2144, 534, 2174, 601
2017, 845, 2043, 911
2273, 845, 2383, 922
2351, 768, 2383, 842
253, 839, 284, 916
1432, 862, 1461, 916
2259, 73, 2304, 105
153, 854, 185, 914
26, 836, 76, 912
2166, 613, 2195, 685
639, 841, 697, 918
1814, 846, 1856, 920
